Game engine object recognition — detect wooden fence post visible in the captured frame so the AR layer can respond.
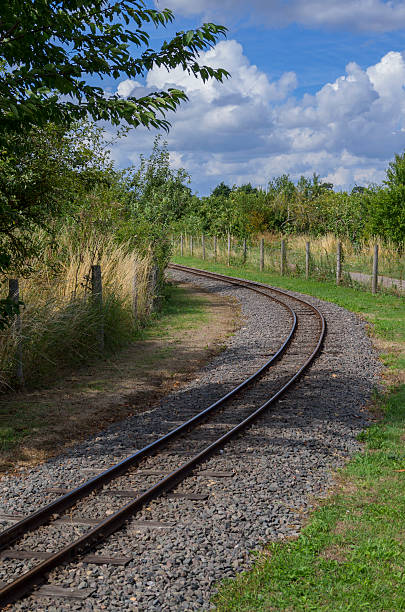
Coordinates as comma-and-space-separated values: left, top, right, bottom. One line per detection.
190, 235, 193, 257
8, 279, 24, 387
227, 232, 231, 266
132, 265, 138, 319
372, 244, 379, 294
214, 236, 217, 261
91, 264, 104, 352
336, 241, 342, 285
305, 241, 310, 279
280, 239, 286, 275
202, 234, 205, 260
149, 263, 159, 312
260, 238, 264, 272
180, 234, 183, 257
243, 238, 247, 264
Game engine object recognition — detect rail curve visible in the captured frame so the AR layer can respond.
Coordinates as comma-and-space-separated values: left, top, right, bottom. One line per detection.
0, 264, 325, 607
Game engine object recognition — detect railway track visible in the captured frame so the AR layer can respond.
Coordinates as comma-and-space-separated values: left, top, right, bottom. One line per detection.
0, 264, 326, 608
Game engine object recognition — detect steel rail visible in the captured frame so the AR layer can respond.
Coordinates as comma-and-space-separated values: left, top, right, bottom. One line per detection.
0, 270, 309, 606
0, 265, 325, 606
0, 278, 295, 552
169, 263, 325, 316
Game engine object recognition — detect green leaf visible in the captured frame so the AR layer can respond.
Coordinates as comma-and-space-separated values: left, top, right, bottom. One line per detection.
185, 30, 194, 44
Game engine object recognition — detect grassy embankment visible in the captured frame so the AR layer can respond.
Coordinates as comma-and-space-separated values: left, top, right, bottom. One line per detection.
172, 254, 405, 611
0, 281, 215, 468
0, 231, 223, 465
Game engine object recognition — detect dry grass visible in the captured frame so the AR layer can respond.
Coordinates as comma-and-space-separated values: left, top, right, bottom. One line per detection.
176, 233, 404, 281
0, 234, 153, 390
320, 545, 348, 563
0, 282, 238, 471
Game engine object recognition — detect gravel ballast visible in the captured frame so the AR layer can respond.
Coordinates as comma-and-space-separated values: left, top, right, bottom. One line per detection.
0, 269, 381, 610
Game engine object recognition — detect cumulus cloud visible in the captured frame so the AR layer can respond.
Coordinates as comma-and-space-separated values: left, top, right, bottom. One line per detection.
277, 51, 405, 162
116, 79, 142, 98
112, 41, 405, 193
147, 40, 297, 102
158, 0, 405, 33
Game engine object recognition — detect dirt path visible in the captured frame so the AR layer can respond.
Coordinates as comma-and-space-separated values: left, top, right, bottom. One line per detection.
350, 271, 405, 293
0, 282, 240, 473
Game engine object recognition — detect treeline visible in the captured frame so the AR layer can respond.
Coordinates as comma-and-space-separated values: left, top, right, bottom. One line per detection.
3, 128, 404, 289
171, 160, 405, 247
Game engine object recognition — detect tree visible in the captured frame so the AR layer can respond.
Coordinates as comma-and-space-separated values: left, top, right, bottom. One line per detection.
0, 1, 229, 279
351, 185, 365, 194
366, 185, 405, 246
120, 136, 194, 267
0, 1, 229, 135
384, 151, 405, 188
268, 174, 296, 202
0, 121, 115, 274
365, 151, 405, 246
234, 183, 258, 194
126, 135, 192, 227
211, 182, 231, 198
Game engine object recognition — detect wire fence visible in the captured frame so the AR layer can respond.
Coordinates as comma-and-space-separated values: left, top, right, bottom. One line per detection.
173, 234, 405, 295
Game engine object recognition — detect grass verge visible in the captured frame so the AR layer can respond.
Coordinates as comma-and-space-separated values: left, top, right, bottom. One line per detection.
171, 255, 405, 611
173, 256, 404, 377
0, 282, 235, 471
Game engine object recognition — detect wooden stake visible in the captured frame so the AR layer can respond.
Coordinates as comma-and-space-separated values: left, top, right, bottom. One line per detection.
336, 241, 342, 285
8, 279, 24, 387
280, 239, 286, 275
305, 241, 310, 279
91, 265, 104, 352
372, 244, 379, 294
260, 238, 264, 272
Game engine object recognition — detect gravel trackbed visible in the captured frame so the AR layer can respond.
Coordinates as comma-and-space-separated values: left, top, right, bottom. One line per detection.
0, 269, 381, 611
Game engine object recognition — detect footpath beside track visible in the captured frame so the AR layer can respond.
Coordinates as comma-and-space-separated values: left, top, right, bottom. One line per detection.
0, 266, 378, 610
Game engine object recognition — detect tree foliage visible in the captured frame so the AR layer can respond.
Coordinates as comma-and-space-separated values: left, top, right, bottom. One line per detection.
0, 1, 229, 135
0, 123, 103, 274
0, 1, 229, 278
365, 152, 405, 245
173, 160, 405, 246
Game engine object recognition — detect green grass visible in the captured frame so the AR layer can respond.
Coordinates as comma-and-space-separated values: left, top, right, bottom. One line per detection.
0, 400, 51, 452
213, 388, 405, 612
141, 283, 210, 339
172, 255, 405, 344
171, 255, 405, 612
0, 284, 210, 457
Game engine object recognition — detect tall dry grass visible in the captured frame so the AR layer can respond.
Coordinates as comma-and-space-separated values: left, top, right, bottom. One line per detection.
0, 235, 154, 390
174, 232, 404, 282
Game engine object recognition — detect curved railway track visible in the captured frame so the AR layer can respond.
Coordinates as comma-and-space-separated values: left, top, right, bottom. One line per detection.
0, 264, 326, 608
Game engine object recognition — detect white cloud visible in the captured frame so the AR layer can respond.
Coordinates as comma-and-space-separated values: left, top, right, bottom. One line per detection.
147, 40, 297, 103
116, 79, 142, 98
169, 150, 184, 169
158, 0, 405, 33
111, 41, 405, 193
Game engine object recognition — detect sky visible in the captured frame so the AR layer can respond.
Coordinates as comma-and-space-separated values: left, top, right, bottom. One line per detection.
107, 1, 405, 195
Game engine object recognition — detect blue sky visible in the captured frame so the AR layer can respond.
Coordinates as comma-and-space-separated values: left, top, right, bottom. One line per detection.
107, 1, 405, 195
